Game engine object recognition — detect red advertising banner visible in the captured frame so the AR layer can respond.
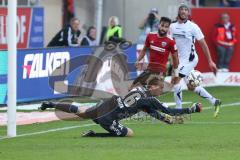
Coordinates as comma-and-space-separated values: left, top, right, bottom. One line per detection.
0, 8, 31, 49
0, 7, 43, 49
192, 8, 240, 72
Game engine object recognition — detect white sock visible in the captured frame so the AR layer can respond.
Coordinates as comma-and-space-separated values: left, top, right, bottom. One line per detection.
194, 86, 216, 105
173, 84, 182, 109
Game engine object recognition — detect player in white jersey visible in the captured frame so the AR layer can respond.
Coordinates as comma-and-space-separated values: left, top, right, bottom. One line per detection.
169, 4, 221, 117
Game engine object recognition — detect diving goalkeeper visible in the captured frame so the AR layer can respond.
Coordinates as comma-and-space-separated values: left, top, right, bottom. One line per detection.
39, 77, 202, 137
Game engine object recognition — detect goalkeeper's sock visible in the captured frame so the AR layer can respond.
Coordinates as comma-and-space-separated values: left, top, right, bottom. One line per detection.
54, 103, 79, 114
194, 86, 216, 105
173, 84, 182, 109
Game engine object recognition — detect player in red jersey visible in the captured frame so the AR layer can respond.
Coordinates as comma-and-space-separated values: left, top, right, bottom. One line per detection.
131, 17, 179, 89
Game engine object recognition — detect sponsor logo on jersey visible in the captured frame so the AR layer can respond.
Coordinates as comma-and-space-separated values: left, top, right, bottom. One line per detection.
173, 33, 186, 38
161, 42, 167, 47
150, 45, 166, 52
22, 52, 70, 79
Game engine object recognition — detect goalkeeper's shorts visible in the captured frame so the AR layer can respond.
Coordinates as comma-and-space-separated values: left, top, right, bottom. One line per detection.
93, 118, 128, 137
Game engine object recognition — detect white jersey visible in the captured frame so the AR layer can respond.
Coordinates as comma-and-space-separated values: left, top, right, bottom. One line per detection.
169, 20, 204, 63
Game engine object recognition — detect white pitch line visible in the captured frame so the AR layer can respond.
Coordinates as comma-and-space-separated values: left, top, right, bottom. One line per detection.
0, 123, 96, 140
1, 102, 240, 140
1, 121, 240, 141
204, 102, 240, 110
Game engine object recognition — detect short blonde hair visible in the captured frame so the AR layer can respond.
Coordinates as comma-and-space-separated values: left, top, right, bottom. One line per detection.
108, 16, 119, 27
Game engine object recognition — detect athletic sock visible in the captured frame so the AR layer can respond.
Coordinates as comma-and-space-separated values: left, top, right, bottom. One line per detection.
173, 84, 183, 109
54, 103, 79, 113
194, 86, 216, 105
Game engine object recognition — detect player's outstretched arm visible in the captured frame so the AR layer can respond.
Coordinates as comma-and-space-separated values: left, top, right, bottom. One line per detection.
147, 109, 174, 124
162, 103, 202, 116
172, 51, 179, 70
171, 51, 180, 84
137, 98, 202, 116
198, 39, 217, 75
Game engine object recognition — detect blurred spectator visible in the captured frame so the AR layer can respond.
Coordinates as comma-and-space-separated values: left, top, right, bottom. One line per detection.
47, 17, 81, 47
138, 8, 160, 44
81, 26, 97, 46
199, 0, 206, 6
106, 16, 123, 43
63, 0, 75, 27
219, 0, 240, 7
212, 13, 237, 72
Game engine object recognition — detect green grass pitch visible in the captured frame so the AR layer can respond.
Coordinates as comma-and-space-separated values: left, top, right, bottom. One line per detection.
0, 86, 240, 160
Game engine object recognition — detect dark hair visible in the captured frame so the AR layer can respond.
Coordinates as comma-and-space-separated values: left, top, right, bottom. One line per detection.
160, 17, 172, 25
87, 26, 96, 37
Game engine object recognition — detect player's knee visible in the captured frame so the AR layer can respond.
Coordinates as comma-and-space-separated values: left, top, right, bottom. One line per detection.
126, 128, 134, 137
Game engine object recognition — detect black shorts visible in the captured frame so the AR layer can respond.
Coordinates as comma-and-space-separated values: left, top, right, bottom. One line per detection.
88, 96, 128, 137
132, 70, 164, 86
94, 118, 128, 137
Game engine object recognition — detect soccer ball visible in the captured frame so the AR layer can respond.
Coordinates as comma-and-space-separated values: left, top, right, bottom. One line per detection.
187, 70, 203, 87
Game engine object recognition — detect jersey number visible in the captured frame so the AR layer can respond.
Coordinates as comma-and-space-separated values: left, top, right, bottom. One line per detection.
123, 93, 142, 107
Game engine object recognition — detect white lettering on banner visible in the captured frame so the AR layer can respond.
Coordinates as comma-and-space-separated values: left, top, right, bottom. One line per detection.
34, 15, 43, 23
23, 52, 70, 79
34, 26, 43, 33
0, 15, 7, 44
0, 15, 26, 44
17, 15, 26, 43
31, 37, 43, 43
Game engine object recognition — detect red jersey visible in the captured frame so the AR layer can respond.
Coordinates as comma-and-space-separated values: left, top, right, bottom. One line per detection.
145, 32, 177, 73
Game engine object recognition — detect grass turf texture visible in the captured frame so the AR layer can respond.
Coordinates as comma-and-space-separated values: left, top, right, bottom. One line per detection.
0, 86, 240, 160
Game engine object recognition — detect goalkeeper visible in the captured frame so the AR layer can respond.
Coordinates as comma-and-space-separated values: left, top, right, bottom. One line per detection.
39, 78, 202, 137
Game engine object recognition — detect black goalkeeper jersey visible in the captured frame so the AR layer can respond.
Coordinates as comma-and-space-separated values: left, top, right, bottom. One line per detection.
89, 86, 168, 123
